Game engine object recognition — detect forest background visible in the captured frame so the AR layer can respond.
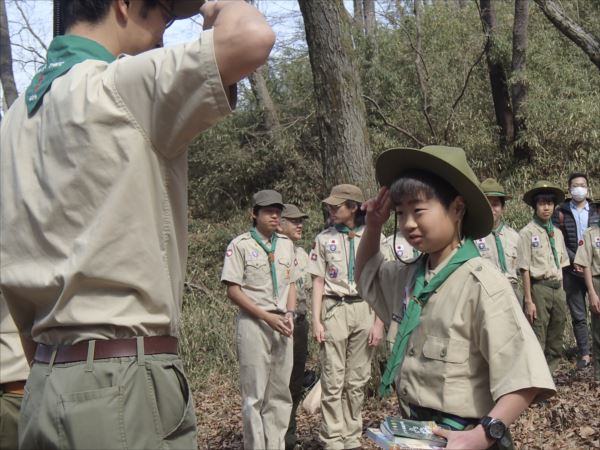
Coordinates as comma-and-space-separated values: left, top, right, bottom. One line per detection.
1, 0, 599, 448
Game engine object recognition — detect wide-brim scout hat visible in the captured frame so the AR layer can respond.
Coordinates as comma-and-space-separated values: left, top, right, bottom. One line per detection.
376, 145, 493, 239
173, 0, 206, 19
252, 190, 284, 208
282, 204, 308, 219
323, 184, 365, 206
480, 178, 512, 200
522, 181, 565, 207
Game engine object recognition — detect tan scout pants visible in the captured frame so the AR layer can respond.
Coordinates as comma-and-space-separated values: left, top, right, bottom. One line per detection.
19, 352, 196, 450
236, 312, 293, 450
531, 282, 567, 373
320, 299, 374, 450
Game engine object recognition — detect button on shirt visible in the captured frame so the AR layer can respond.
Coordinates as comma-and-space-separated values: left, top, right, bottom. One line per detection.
221, 232, 299, 311
517, 221, 570, 281
357, 252, 555, 419
0, 31, 234, 344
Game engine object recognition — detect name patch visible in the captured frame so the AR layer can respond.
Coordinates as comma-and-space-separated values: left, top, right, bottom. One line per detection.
328, 266, 339, 279
475, 238, 487, 251
531, 235, 540, 248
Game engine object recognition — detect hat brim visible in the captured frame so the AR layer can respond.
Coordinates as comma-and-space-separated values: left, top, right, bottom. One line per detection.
255, 202, 284, 209
522, 187, 565, 207
322, 196, 346, 206
484, 192, 513, 200
173, 0, 205, 19
376, 148, 493, 239
283, 213, 309, 219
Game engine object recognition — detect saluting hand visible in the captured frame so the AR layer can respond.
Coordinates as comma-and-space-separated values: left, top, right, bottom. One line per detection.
362, 187, 392, 231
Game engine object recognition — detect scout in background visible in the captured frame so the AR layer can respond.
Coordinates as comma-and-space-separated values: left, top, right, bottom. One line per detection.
518, 181, 570, 374
277, 204, 312, 450
476, 178, 522, 306
573, 201, 600, 381
221, 190, 298, 450
308, 184, 385, 450
356, 146, 555, 450
382, 227, 419, 352
553, 173, 599, 369
0, 292, 29, 450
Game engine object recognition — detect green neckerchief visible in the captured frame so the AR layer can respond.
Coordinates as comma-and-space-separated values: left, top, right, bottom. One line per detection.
379, 239, 480, 397
492, 223, 507, 273
335, 224, 359, 283
250, 227, 279, 299
26, 35, 115, 115
533, 216, 560, 269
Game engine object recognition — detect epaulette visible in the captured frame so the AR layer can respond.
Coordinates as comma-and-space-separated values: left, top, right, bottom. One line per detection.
464, 258, 506, 297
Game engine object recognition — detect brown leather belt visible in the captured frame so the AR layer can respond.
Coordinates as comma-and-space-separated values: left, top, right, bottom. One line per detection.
0, 380, 26, 395
325, 295, 363, 303
34, 336, 178, 364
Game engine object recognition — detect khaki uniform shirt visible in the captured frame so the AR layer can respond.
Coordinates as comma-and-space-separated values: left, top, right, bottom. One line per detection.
307, 226, 384, 297
0, 292, 30, 384
382, 233, 418, 263
294, 247, 312, 316
517, 221, 570, 281
221, 232, 299, 311
357, 252, 555, 418
0, 31, 233, 344
574, 225, 600, 276
474, 224, 520, 284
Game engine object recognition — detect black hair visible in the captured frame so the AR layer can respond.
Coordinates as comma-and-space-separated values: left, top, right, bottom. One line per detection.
568, 172, 588, 187
532, 193, 557, 207
62, 0, 159, 31
343, 200, 365, 227
389, 170, 459, 209
488, 196, 506, 208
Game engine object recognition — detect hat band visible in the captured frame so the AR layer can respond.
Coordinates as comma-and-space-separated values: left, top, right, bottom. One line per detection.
484, 191, 507, 196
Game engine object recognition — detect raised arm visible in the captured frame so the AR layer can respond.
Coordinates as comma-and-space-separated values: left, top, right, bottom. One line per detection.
201, 1, 276, 87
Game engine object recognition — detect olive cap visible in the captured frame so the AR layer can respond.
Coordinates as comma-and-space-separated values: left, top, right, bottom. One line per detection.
522, 181, 565, 207
480, 178, 512, 200
322, 184, 365, 206
252, 190, 283, 208
282, 204, 308, 219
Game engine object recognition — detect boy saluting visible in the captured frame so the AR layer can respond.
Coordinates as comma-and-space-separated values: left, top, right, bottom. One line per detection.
518, 181, 570, 373
221, 190, 298, 450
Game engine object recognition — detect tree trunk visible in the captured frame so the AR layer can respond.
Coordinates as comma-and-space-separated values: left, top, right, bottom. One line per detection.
0, 0, 18, 109
414, 0, 436, 140
479, 0, 514, 151
298, 0, 376, 197
353, 0, 364, 30
511, 0, 531, 160
364, 0, 376, 36
248, 65, 280, 132
534, 0, 600, 70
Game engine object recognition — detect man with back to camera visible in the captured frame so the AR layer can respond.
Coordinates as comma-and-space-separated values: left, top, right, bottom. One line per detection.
0, 0, 275, 448
553, 173, 599, 369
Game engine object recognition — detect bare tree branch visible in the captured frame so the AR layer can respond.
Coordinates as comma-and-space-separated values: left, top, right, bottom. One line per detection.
443, 42, 487, 142
13, 1, 48, 53
533, 0, 600, 70
363, 95, 428, 147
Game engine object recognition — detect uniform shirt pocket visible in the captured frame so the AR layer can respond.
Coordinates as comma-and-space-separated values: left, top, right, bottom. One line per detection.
277, 258, 292, 284
244, 259, 270, 284
422, 336, 469, 364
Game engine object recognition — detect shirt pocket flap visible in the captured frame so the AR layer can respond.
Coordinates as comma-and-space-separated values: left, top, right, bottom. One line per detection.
422, 336, 469, 364
277, 258, 291, 268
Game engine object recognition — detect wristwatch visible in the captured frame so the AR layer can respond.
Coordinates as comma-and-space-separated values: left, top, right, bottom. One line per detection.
480, 416, 511, 447
285, 310, 297, 320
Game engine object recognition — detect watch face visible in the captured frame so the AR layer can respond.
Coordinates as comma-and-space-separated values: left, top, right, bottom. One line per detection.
489, 421, 506, 439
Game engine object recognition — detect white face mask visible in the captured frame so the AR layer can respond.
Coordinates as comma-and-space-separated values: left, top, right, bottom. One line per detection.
570, 186, 588, 202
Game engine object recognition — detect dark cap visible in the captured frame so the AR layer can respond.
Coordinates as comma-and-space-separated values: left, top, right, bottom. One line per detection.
252, 190, 284, 208
282, 204, 308, 219
173, 0, 206, 19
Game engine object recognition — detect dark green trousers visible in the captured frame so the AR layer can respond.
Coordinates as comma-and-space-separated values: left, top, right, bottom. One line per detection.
20, 352, 196, 450
0, 391, 23, 450
592, 277, 600, 381
530, 281, 567, 373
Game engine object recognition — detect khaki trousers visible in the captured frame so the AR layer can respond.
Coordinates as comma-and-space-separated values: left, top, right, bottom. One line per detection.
19, 351, 197, 450
531, 282, 567, 373
0, 391, 23, 450
236, 312, 293, 450
320, 299, 374, 450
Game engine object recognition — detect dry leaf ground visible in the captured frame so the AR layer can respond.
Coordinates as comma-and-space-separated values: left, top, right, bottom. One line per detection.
195, 359, 599, 449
